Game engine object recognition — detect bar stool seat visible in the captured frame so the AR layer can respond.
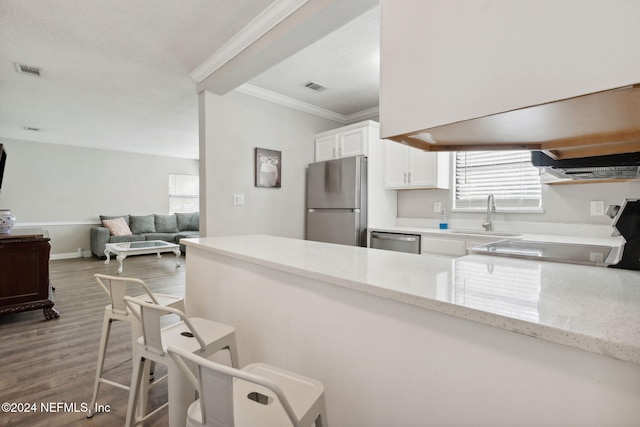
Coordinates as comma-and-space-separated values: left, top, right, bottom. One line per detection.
123, 296, 239, 427
86, 274, 185, 418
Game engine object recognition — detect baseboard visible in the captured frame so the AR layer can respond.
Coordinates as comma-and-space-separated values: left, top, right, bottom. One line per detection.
51, 250, 93, 260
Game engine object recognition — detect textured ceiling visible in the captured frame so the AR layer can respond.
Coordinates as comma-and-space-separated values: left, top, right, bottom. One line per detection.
248, 6, 380, 116
0, 1, 380, 159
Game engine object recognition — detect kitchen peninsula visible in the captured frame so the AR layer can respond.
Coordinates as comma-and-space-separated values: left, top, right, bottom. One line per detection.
184, 235, 640, 427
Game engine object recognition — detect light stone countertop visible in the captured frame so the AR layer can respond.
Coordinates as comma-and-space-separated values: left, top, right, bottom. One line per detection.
369, 225, 625, 246
183, 234, 640, 365
369, 224, 626, 264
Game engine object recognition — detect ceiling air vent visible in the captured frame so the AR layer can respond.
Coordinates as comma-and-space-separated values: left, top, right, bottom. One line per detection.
14, 62, 43, 77
303, 81, 328, 92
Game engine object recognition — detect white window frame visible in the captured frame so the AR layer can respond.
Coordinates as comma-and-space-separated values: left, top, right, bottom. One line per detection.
452, 151, 543, 212
169, 173, 199, 214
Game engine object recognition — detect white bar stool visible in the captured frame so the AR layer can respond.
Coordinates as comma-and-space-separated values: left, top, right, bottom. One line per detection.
123, 296, 239, 427
86, 273, 185, 418
167, 345, 327, 427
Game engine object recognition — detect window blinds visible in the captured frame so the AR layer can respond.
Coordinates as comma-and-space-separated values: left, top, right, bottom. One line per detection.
454, 151, 541, 210
169, 174, 199, 213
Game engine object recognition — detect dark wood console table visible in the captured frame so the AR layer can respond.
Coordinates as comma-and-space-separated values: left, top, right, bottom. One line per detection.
0, 228, 59, 319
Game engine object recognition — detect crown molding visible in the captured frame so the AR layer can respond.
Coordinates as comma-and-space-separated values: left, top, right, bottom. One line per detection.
235, 84, 347, 123
190, 0, 309, 83
345, 106, 379, 123
235, 83, 380, 124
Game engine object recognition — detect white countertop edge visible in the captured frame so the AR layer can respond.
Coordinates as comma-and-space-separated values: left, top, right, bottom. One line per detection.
394, 218, 620, 239
182, 236, 639, 365
369, 225, 625, 246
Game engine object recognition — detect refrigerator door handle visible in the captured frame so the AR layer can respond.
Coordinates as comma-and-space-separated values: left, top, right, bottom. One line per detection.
308, 208, 360, 213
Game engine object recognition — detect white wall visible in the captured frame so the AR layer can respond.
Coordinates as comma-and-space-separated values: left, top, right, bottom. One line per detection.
397, 178, 640, 230
380, 0, 640, 139
199, 90, 342, 239
0, 138, 198, 256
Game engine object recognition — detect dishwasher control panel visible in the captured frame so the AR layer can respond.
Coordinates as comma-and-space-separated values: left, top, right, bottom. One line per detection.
370, 231, 421, 254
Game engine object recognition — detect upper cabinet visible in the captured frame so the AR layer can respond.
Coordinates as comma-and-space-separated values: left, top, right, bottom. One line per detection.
314, 122, 369, 162
384, 141, 449, 190
379, 0, 640, 158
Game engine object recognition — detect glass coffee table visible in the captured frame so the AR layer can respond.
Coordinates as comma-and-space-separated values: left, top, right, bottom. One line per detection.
104, 240, 181, 274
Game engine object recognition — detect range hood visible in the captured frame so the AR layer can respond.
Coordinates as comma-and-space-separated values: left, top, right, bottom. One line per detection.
531, 151, 640, 181
391, 84, 640, 160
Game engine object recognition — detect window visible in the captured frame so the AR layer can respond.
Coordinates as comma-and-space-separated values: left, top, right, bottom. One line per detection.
453, 151, 542, 211
169, 174, 199, 214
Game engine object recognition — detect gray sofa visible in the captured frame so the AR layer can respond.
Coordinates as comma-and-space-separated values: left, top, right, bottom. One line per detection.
90, 213, 199, 258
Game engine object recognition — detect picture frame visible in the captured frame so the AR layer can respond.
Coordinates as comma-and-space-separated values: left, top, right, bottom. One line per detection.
255, 148, 281, 188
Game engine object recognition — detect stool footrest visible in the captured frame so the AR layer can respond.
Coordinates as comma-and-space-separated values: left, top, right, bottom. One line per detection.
99, 378, 130, 391
132, 401, 168, 426
148, 373, 167, 390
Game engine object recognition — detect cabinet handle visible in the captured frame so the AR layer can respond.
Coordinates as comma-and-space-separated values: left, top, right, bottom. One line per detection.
403, 172, 407, 184
408, 172, 411, 184
333, 147, 336, 158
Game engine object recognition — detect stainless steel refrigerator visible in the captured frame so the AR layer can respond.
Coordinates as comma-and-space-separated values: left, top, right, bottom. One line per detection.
306, 155, 367, 246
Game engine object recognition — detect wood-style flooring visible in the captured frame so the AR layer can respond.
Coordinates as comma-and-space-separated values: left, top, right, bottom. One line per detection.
0, 254, 187, 426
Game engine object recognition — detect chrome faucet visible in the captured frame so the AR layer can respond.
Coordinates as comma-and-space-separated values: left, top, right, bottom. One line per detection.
482, 194, 496, 231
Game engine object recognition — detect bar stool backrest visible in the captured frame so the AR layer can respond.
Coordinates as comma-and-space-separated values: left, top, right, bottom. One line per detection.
199, 364, 235, 427
168, 346, 302, 427
139, 304, 165, 356
95, 274, 160, 317
123, 296, 206, 357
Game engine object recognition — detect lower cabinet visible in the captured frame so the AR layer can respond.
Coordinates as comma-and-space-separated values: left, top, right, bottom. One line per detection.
0, 229, 59, 319
421, 233, 507, 257
421, 236, 466, 257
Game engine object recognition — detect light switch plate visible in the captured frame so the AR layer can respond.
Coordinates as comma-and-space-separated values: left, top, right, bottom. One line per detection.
433, 201, 442, 213
590, 200, 604, 216
233, 194, 245, 206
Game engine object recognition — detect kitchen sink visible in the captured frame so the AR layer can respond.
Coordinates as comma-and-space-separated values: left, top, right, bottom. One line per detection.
468, 239, 616, 266
445, 229, 522, 237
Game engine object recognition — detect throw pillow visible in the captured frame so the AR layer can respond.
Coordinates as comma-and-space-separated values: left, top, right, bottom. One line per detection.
100, 214, 130, 227
155, 214, 179, 233
102, 217, 133, 236
129, 215, 156, 234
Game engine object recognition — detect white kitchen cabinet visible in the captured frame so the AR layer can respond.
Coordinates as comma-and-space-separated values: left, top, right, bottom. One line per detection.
420, 233, 508, 257
379, 0, 640, 142
382, 140, 408, 188
384, 141, 449, 190
421, 236, 466, 257
314, 122, 369, 162
314, 134, 339, 162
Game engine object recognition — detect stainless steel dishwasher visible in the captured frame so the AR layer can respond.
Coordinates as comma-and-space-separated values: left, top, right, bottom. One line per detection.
370, 231, 421, 254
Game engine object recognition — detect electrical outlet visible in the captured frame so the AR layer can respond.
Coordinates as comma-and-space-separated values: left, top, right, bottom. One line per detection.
590, 200, 604, 216
233, 194, 245, 206
433, 201, 442, 213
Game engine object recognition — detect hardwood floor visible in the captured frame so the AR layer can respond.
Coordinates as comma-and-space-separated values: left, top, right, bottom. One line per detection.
0, 254, 187, 426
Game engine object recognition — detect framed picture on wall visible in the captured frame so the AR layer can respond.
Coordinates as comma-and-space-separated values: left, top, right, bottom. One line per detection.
255, 148, 281, 188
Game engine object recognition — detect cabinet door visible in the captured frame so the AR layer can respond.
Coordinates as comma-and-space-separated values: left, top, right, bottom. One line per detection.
421, 236, 466, 257
339, 127, 368, 158
407, 147, 437, 188
0, 239, 50, 306
384, 140, 409, 189
315, 134, 338, 162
